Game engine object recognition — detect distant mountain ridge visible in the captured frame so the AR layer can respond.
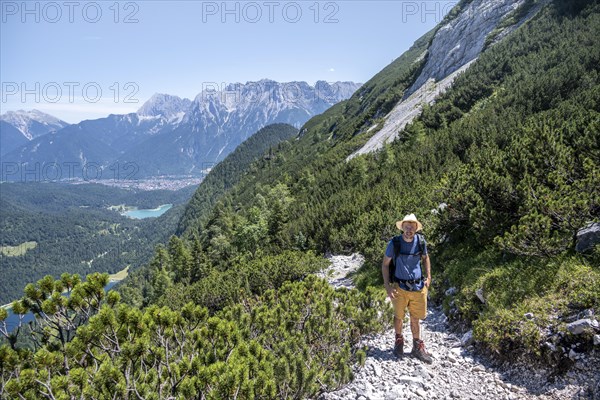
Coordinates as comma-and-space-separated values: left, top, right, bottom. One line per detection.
0, 109, 69, 140
138, 80, 359, 176
136, 93, 192, 122
0, 110, 69, 156
1, 80, 360, 180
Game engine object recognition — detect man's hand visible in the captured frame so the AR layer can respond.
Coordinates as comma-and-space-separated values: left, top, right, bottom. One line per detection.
386, 284, 396, 299
424, 277, 431, 288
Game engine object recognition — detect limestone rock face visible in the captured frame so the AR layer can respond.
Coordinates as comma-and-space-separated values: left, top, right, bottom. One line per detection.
350, 0, 549, 159
406, 0, 525, 97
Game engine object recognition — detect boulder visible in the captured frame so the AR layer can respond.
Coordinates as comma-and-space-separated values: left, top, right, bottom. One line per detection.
575, 222, 600, 253
461, 330, 474, 346
475, 288, 486, 304
397, 376, 424, 387
567, 319, 599, 335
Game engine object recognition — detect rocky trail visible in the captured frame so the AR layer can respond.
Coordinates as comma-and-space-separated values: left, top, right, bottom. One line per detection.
317, 254, 599, 400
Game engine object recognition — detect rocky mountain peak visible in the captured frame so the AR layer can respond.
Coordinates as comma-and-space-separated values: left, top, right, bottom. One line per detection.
184, 80, 361, 127
0, 109, 69, 140
137, 93, 192, 120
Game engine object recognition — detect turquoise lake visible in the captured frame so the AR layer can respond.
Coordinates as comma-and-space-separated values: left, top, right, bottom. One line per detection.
123, 204, 172, 219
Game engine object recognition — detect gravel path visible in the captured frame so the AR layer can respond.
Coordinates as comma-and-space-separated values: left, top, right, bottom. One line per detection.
317, 254, 599, 400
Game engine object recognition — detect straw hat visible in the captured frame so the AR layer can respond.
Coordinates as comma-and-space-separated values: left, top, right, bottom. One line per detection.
396, 213, 423, 232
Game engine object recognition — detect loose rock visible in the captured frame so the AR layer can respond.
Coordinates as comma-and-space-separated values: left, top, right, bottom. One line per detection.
475, 288, 486, 304
461, 330, 474, 347
575, 222, 600, 253
567, 318, 599, 335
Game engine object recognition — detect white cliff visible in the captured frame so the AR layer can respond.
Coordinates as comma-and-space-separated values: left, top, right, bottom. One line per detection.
348, 61, 474, 160
406, 0, 526, 97
349, 0, 547, 160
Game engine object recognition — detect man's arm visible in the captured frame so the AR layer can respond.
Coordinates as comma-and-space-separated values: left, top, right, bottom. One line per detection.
422, 254, 431, 287
382, 256, 392, 287
382, 256, 395, 298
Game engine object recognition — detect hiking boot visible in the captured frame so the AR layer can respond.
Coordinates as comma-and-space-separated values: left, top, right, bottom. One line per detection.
411, 339, 433, 364
393, 335, 404, 358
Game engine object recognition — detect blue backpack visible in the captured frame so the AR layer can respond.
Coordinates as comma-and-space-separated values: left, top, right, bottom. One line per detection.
389, 233, 426, 283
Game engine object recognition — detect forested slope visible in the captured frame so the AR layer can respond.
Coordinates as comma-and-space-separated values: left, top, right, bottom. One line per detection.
0, 183, 194, 304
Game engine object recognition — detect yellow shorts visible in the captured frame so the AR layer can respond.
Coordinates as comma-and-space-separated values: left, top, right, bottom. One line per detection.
390, 283, 428, 320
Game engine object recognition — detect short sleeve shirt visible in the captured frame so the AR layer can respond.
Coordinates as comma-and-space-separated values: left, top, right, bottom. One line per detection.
385, 235, 428, 290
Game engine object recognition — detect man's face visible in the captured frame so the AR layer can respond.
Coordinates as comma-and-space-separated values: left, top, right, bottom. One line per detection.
402, 222, 418, 237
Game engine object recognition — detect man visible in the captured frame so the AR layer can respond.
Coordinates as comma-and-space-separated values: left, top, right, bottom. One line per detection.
382, 213, 432, 364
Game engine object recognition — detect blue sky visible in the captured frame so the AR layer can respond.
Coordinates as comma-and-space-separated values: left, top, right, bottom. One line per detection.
1, 1, 455, 123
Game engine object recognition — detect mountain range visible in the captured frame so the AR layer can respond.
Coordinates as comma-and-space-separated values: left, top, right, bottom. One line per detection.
0, 80, 360, 180
0, 110, 69, 156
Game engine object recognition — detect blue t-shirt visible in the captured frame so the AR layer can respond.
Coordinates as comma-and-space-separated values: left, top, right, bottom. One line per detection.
385, 235, 428, 290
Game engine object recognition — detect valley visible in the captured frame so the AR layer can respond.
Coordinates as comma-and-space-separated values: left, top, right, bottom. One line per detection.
0, 181, 195, 304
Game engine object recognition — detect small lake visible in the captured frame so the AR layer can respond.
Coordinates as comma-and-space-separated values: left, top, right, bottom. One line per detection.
123, 204, 172, 219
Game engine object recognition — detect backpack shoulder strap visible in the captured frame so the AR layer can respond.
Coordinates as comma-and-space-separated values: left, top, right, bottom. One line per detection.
416, 233, 426, 255
389, 236, 402, 283
391, 235, 402, 259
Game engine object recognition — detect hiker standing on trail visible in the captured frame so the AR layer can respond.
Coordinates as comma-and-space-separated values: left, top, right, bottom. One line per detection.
382, 213, 433, 364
